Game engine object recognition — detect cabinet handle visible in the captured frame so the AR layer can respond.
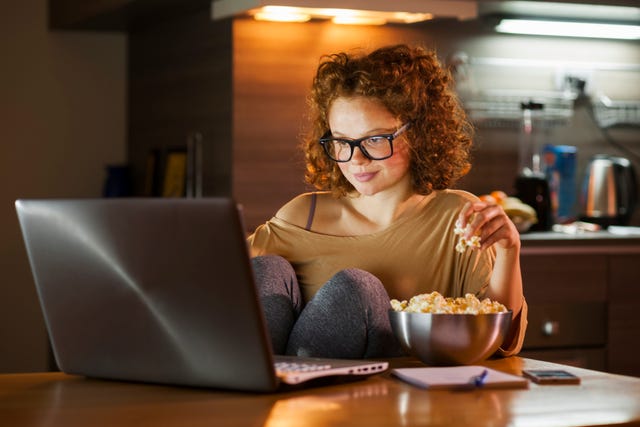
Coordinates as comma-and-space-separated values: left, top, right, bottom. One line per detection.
543, 320, 560, 336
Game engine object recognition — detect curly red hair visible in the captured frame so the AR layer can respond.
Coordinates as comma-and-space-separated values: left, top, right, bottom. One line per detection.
303, 44, 474, 196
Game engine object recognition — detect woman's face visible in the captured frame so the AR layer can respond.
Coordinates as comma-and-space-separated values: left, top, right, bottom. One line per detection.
327, 96, 412, 197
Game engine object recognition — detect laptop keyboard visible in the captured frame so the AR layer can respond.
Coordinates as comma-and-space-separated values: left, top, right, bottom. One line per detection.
275, 361, 332, 374
273, 356, 389, 385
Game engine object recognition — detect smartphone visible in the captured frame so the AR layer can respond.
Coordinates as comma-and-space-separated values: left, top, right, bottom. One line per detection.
522, 369, 581, 385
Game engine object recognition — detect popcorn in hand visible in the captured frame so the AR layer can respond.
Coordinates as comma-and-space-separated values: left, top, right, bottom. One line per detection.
454, 219, 481, 253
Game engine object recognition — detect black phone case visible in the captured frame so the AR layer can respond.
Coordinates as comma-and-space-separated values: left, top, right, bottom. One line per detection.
523, 369, 581, 385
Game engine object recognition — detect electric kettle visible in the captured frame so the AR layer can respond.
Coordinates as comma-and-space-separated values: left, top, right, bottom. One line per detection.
580, 155, 638, 227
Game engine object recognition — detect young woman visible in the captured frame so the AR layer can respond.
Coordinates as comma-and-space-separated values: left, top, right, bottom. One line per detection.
248, 44, 526, 358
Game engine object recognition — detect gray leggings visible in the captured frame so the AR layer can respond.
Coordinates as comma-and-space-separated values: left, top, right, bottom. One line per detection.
251, 255, 403, 358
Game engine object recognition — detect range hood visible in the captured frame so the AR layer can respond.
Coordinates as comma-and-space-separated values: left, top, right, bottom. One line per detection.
210, 0, 479, 23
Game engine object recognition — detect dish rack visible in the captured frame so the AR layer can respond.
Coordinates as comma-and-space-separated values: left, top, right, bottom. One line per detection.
461, 90, 575, 129
592, 95, 640, 128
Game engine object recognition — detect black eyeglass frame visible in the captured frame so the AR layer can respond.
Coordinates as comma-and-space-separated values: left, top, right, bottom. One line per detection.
319, 122, 412, 162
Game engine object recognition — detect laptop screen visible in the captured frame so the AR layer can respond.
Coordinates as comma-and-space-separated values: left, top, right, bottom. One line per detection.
16, 198, 279, 391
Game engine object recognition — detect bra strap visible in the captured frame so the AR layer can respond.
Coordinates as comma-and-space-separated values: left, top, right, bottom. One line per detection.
305, 192, 317, 231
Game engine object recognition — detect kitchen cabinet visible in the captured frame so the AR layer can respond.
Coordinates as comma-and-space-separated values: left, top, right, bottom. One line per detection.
608, 254, 640, 376
48, 0, 209, 30
519, 233, 640, 377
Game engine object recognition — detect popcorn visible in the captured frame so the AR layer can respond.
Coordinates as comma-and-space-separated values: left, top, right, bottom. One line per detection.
390, 291, 507, 314
454, 220, 481, 253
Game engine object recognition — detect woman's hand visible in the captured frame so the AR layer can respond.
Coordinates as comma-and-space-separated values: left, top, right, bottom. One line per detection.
459, 198, 524, 338
458, 198, 524, 318
457, 200, 520, 251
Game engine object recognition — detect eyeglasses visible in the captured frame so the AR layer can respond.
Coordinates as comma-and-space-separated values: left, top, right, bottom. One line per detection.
319, 122, 411, 162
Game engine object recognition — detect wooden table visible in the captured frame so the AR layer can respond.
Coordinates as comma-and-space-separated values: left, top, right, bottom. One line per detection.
1, 357, 639, 427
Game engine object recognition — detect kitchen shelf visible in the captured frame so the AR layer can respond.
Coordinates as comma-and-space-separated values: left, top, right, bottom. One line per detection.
593, 95, 640, 128
452, 52, 640, 130
462, 90, 575, 129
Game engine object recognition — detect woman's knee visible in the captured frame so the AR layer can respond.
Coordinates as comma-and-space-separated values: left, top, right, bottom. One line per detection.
251, 254, 294, 276
326, 268, 389, 300
251, 255, 301, 307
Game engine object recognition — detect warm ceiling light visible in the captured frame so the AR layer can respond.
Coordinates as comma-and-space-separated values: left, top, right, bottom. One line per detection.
495, 18, 640, 40
249, 6, 432, 25
332, 15, 387, 26
252, 6, 310, 22
210, 1, 476, 23
327, 9, 432, 25
393, 12, 434, 24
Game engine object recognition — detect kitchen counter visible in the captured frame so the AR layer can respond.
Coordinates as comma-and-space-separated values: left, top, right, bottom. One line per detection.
520, 228, 640, 253
1, 357, 639, 427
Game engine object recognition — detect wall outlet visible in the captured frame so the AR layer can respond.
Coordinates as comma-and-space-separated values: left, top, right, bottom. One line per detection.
555, 68, 594, 96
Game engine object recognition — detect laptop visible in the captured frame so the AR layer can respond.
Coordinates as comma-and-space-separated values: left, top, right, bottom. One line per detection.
15, 198, 388, 392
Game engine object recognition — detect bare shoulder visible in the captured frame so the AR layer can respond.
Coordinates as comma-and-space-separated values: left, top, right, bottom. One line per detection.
274, 192, 317, 228
275, 191, 337, 229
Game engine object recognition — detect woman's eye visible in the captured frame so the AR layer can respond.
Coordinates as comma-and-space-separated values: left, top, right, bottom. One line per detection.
365, 137, 386, 146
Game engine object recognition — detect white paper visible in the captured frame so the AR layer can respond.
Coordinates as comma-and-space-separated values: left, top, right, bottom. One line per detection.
391, 366, 529, 390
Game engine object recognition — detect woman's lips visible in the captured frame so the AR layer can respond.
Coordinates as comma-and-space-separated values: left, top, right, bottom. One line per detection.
353, 172, 377, 182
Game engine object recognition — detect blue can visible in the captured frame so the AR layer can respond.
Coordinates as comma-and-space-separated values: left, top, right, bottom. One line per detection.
543, 145, 577, 223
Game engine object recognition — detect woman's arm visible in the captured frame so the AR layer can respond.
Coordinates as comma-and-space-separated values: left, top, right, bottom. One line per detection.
457, 200, 524, 317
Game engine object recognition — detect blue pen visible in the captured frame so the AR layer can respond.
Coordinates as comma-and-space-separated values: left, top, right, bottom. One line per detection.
471, 369, 489, 387
451, 369, 489, 391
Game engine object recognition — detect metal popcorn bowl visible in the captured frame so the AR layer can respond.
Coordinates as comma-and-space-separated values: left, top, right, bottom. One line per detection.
389, 310, 512, 366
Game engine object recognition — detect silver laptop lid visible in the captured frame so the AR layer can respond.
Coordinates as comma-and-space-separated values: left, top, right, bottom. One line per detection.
15, 198, 279, 391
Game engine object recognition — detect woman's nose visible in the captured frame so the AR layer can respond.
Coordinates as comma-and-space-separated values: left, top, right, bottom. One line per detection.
350, 146, 370, 164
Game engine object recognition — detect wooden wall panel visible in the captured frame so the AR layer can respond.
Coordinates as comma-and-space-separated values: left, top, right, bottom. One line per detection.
230, 18, 544, 230
232, 18, 640, 230
125, 11, 639, 230
232, 19, 438, 231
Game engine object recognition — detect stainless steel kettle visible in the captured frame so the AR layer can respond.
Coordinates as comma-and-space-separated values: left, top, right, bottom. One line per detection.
580, 155, 638, 226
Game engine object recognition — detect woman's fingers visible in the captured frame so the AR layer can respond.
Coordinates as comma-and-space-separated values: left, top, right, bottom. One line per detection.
459, 200, 518, 250
457, 201, 474, 229
464, 202, 497, 234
